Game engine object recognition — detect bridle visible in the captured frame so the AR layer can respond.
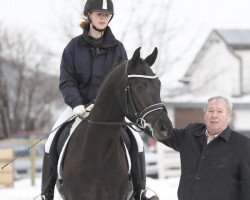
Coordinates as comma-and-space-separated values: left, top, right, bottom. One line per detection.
1, 61, 167, 171
81, 61, 166, 139
123, 61, 166, 139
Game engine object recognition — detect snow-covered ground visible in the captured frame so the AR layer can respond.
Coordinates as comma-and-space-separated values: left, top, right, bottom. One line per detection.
0, 177, 179, 200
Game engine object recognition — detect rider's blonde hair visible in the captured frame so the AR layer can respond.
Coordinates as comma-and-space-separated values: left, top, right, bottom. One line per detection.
79, 18, 90, 29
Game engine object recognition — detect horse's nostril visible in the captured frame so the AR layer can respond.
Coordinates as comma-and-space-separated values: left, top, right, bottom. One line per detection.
160, 124, 164, 131
159, 124, 172, 138
160, 124, 168, 132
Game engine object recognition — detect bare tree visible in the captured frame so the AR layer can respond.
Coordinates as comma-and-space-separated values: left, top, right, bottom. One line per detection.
0, 25, 12, 138
119, 0, 206, 79
0, 25, 61, 138
48, 0, 84, 42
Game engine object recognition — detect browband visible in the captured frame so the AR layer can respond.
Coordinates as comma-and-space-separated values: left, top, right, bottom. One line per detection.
128, 74, 157, 79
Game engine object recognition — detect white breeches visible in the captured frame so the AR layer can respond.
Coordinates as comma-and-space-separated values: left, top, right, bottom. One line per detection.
45, 106, 74, 153
125, 117, 144, 153
130, 129, 144, 153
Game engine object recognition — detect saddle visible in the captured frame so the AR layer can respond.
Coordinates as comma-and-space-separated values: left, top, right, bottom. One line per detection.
49, 118, 75, 171
49, 118, 138, 180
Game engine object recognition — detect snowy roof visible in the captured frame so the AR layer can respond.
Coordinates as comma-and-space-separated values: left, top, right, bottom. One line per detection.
163, 94, 250, 108
161, 29, 250, 102
216, 29, 250, 49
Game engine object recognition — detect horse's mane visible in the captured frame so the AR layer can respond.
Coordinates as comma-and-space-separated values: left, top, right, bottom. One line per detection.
94, 60, 127, 101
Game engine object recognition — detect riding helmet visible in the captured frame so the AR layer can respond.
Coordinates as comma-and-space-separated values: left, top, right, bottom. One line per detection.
84, 0, 114, 15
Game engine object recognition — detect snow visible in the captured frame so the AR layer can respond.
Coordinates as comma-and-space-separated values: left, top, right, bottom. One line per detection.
0, 177, 179, 200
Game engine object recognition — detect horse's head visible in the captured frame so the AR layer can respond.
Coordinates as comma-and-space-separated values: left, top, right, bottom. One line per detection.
118, 47, 173, 140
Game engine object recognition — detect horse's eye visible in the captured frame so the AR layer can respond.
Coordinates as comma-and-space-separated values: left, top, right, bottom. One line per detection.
137, 85, 144, 93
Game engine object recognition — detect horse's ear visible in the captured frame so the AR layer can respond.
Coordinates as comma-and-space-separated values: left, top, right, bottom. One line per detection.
145, 47, 158, 67
129, 47, 141, 66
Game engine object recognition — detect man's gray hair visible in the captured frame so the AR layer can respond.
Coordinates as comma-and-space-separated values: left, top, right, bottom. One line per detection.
204, 96, 233, 113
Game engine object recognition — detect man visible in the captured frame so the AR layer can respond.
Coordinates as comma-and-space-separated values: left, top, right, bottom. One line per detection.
161, 96, 250, 200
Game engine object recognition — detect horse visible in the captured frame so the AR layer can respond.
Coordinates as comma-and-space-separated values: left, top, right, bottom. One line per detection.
57, 47, 173, 200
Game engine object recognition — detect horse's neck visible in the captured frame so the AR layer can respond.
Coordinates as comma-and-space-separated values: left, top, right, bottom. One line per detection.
90, 83, 124, 122
89, 63, 125, 122
80, 98, 124, 164
90, 103, 123, 122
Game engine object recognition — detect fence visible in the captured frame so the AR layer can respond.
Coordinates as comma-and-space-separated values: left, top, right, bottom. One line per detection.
0, 134, 45, 186
0, 149, 14, 188
157, 142, 181, 179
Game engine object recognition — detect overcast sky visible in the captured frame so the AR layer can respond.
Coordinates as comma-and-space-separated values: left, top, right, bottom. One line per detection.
0, 0, 250, 78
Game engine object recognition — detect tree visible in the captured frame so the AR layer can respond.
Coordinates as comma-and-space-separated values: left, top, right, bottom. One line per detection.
0, 25, 11, 138
0, 24, 62, 138
118, 0, 204, 78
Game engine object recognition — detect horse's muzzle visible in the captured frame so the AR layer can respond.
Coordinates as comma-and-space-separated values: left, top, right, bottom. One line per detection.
146, 110, 173, 141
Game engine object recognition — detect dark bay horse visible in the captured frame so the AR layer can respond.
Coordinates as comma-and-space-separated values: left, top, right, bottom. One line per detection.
59, 47, 173, 200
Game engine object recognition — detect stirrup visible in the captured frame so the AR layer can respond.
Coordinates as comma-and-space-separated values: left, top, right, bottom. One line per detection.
139, 187, 159, 200
33, 194, 45, 200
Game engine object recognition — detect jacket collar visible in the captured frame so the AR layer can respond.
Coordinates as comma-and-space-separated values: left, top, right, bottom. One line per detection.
82, 25, 117, 48
217, 126, 232, 143
192, 124, 232, 143
192, 125, 206, 137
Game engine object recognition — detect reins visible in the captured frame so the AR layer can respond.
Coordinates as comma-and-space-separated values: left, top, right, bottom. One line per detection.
1, 115, 76, 170
1, 60, 165, 170
82, 61, 166, 135
80, 117, 144, 133
80, 117, 131, 126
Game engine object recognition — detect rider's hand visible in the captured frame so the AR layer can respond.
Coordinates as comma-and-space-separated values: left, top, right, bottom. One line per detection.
73, 105, 86, 118
86, 103, 94, 112
83, 103, 94, 118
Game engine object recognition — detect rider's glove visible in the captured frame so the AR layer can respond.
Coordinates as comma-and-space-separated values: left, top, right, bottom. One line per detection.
73, 105, 86, 118
86, 103, 94, 112
83, 103, 94, 118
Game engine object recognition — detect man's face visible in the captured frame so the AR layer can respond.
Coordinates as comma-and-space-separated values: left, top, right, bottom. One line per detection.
204, 99, 232, 135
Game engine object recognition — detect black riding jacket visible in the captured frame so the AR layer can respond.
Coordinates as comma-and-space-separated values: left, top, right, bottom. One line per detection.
59, 25, 127, 109
162, 123, 250, 200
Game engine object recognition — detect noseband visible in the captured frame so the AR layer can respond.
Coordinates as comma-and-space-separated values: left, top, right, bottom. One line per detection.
124, 61, 166, 139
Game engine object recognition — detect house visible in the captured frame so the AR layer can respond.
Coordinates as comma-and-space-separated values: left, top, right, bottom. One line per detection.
163, 29, 250, 135
181, 29, 250, 96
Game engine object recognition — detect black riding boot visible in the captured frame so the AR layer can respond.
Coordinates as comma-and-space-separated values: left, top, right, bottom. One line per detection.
122, 127, 159, 200
132, 151, 159, 200
41, 153, 57, 200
